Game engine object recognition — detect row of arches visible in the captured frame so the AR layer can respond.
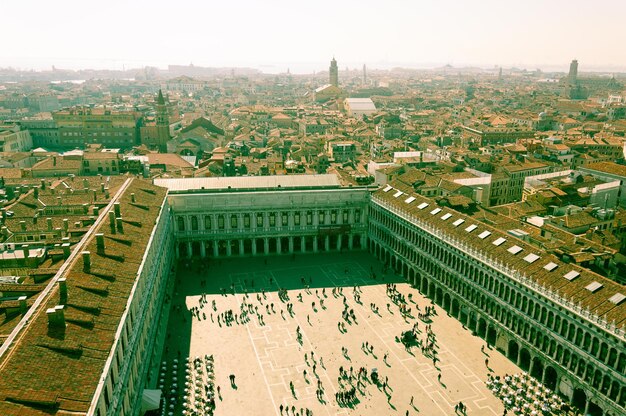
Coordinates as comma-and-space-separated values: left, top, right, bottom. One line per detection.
177, 234, 365, 258
367, 204, 625, 416
368, 204, 624, 374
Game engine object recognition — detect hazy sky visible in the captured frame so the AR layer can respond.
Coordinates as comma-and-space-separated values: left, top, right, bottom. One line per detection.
2, 0, 625, 73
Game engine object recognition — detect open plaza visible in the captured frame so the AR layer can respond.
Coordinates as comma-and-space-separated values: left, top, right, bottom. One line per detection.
156, 252, 533, 416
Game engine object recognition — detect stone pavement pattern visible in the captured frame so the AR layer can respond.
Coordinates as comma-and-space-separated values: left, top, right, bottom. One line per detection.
164, 252, 521, 415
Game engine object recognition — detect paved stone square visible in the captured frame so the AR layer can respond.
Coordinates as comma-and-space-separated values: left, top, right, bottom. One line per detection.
163, 252, 520, 415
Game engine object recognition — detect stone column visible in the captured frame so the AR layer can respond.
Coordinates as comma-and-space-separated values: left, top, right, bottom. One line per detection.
264, 238, 269, 255
276, 237, 282, 254
289, 237, 294, 254
226, 241, 232, 257
313, 236, 318, 253
175, 244, 180, 258
213, 241, 219, 257
252, 239, 257, 256
325, 235, 330, 251
187, 242, 193, 258
200, 241, 206, 258
349, 234, 354, 249
264, 212, 269, 229
360, 234, 367, 249
239, 240, 244, 256
301, 236, 306, 253
337, 235, 342, 251
349, 209, 355, 224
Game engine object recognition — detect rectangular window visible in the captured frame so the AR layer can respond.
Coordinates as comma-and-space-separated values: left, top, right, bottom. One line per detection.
282, 213, 288, 226
343, 210, 349, 223
319, 211, 325, 224
231, 215, 237, 228
244, 214, 250, 228
218, 215, 225, 230
307, 211, 313, 225
294, 213, 300, 226
205, 216, 211, 230
269, 213, 276, 227
355, 209, 361, 223
331, 211, 337, 224
257, 213, 263, 227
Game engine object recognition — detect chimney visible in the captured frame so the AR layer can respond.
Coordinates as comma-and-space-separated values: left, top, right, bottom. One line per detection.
46, 305, 65, 328
1, 226, 8, 237
58, 277, 67, 303
82, 203, 88, 214
116, 217, 124, 233
53, 156, 57, 166
41, 179, 46, 190
83, 178, 89, 189
63, 218, 69, 233
34, 187, 39, 199
100, 183, 105, 192
33, 214, 38, 225
113, 202, 121, 217
109, 211, 116, 234
82, 251, 91, 272
96, 233, 105, 253
47, 217, 53, 231
22, 245, 29, 260
92, 189, 97, 201
57, 196, 62, 205
105, 188, 110, 199
131, 193, 135, 203
93, 206, 99, 216
18, 296, 27, 315
62, 242, 71, 258
20, 221, 26, 231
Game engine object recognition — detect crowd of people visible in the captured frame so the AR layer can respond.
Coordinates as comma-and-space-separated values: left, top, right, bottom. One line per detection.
487, 372, 573, 415
160, 257, 562, 415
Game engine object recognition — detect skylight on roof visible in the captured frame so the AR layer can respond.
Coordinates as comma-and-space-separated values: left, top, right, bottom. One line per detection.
524, 253, 540, 263
405, 196, 416, 204
430, 208, 442, 215
563, 270, 580, 281
609, 293, 625, 305
417, 202, 429, 210
465, 224, 478, 232
585, 281, 603, 293
478, 231, 491, 239
393, 190, 403, 198
507, 245, 523, 255
452, 219, 465, 227
544, 262, 558, 271
493, 237, 506, 246
383, 185, 393, 192
441, 213, 452, 220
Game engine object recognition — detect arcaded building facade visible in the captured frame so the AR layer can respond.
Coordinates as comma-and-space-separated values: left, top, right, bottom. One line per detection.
156, 175, 370, 259
368, 181, 625, 416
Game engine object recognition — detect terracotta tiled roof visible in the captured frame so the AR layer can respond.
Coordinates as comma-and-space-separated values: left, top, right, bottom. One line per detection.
0, 179, 168, 415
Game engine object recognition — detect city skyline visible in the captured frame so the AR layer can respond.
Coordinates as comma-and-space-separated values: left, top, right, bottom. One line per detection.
2, 0, 626, 73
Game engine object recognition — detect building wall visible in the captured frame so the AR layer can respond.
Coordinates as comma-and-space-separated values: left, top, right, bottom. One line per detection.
53, 111, 141, 149
367, 194, 625, 416
169, 188, 370, 258
90, 199, 174, 416
0, 129, 33, 152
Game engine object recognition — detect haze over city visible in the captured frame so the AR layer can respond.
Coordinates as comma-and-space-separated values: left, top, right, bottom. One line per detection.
2, 0, 626, 73
0, 2, 625, 416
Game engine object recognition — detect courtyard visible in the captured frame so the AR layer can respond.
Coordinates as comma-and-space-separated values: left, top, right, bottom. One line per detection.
160, 251, 522, 415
